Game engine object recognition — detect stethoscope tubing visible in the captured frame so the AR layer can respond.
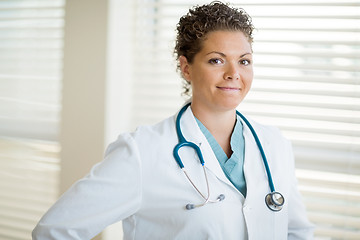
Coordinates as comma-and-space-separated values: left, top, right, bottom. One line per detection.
236, 111, 276, 193
173, 103, 284, 211
175, 102, 275, 193
174, 102, 205, 168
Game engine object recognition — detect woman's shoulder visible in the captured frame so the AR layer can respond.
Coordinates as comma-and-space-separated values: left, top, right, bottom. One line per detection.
243, 116, 289, 144
107, 114, 177, 151
132, 114, 176, 139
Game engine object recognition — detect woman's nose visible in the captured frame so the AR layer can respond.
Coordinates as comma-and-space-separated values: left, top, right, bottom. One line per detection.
224, 63, 240, 80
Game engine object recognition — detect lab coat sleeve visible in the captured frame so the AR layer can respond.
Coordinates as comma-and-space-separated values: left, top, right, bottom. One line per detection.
286, 140, 315, 239
32, 133, 142, 239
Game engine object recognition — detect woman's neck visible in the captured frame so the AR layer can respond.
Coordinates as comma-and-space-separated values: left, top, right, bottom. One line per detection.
191, 104, 237, 158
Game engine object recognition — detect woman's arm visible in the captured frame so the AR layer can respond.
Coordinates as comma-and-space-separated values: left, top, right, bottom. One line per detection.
32, 133, 142, 239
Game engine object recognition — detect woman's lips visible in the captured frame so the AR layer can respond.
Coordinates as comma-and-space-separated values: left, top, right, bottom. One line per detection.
216, 86, 241, 91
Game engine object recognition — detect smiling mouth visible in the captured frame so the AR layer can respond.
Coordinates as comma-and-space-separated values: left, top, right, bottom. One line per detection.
216, 86, 241, 91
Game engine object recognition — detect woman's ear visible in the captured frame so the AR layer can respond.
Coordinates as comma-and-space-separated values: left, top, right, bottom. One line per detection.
179, 56, 191, 82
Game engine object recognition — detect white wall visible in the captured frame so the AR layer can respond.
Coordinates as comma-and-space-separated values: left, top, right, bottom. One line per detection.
61, 0, 107, 194
60, 0, 133, 239
103, 0, 134, 238
105, 0, 134, 145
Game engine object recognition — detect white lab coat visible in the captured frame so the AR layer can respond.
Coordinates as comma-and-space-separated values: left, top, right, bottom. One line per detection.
32, 106, 314, 240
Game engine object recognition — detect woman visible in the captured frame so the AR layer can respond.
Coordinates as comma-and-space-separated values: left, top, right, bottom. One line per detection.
33, 2, 314, 239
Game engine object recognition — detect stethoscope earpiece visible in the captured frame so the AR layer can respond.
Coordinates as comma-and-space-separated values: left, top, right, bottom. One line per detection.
185, 204, 195, 210
265, 192, 284, 212
185, 194, 226, 210
218, 194, 225, 201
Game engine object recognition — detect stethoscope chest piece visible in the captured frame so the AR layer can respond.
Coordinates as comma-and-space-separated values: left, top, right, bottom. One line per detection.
265, 192, 284, 212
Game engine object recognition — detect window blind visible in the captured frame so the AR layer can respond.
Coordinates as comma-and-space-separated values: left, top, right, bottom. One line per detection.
0, 0, 65, 239
131, 0, 360, 239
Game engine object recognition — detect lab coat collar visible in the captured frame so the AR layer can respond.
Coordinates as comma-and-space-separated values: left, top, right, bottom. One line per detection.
177, 105, 241, 193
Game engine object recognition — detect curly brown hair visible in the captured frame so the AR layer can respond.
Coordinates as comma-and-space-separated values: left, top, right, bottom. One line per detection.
174, 1, 255, 95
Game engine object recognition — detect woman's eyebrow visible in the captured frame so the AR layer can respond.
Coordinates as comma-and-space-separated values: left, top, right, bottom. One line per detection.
205, 51, 226, 57
205, 51, 252, 58
240, 52, 252, 58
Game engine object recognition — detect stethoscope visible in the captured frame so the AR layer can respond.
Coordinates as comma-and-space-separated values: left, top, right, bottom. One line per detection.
173, 103, 284, 211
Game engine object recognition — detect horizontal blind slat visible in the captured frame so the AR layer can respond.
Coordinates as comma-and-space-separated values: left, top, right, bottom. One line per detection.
0, 1, 64, 239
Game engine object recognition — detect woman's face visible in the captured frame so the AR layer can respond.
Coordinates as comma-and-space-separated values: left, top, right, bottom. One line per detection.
180, 30, 253, 113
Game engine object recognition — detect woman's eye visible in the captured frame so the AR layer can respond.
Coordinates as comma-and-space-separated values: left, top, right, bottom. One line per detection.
240, 59, 251, 66
208, 58, 223, 65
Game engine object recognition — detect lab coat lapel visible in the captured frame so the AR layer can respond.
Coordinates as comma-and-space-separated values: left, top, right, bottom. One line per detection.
241, 118, 278, 238
242, 118, 270, 205
179, 107, 238, 191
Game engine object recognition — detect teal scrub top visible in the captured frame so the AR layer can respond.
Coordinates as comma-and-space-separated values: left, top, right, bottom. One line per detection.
195, 116, 247, 197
